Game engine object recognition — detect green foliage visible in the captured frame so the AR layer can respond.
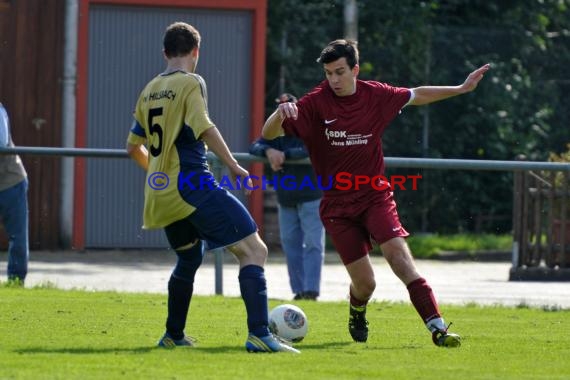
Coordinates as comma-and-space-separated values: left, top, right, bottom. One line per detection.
266, 0, 570, 233
265, 0, 343, 109
549, 143, 570, 164
1, 288, 569, 379
406, 233, 512, 258
328, 233, 512, 257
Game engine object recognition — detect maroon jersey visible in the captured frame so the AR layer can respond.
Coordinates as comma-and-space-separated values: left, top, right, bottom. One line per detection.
282, 79, 411, 198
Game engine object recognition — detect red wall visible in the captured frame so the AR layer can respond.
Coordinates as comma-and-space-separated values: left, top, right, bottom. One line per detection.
0, 0, 64, 249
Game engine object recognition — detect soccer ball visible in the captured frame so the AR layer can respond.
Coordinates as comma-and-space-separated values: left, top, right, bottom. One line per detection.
269, 304, 308, 343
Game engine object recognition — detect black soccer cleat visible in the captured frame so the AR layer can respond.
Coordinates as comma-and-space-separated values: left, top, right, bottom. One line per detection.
348, 305, 369, 342
431, 324, 461, 348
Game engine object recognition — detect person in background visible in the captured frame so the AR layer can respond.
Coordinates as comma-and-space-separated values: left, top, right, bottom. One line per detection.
0, 102, 29, 285
250, 93, 325, 301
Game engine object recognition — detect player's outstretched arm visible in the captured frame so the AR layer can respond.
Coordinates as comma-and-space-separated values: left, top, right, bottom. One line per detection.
262, 110, 285, 140
262, 101, 298, 140
409, 63, 491, 106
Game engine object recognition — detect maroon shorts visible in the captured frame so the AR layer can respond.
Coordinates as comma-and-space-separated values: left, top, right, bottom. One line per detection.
320, 191, 409, 265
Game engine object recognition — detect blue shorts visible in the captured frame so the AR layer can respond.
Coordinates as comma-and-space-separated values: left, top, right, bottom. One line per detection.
164, 187, 258, 251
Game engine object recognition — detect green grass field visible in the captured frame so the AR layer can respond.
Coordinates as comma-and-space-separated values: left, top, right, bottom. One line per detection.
1, 286, 568, 380
340, 233, 513, 259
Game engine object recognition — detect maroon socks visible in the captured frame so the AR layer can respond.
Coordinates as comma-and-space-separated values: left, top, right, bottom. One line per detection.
407, 277, 441, 323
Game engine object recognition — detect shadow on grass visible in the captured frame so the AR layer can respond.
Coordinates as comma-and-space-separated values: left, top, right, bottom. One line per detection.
299, 341, 424, 350
190, 342, 349, 353
17, 345, 263, 355
190, 346, 255, 353
15, 346, 155, 354
15, 341, 421, 355
195, 341, 425, 352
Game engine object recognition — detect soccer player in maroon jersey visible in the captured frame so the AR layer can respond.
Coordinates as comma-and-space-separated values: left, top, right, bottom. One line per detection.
262, 39, 490, 347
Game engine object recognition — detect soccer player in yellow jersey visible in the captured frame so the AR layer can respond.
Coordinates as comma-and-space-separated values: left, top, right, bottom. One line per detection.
126, 22, 298, 353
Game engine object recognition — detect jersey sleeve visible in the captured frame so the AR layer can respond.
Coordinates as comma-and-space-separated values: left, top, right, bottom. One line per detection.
373, 82, 412, 124
184, 75, 215, 139
249, 138, 272, 157
282, 95, 317, 141
126, 99, 147, 145
127, 120, 147, 145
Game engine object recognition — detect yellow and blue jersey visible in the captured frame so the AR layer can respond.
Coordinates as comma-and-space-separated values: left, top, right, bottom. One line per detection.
127, 71, 216, 229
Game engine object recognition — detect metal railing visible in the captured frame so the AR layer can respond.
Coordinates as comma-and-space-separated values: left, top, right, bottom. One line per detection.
2, 145, 570, 293
3, 146, 570, 171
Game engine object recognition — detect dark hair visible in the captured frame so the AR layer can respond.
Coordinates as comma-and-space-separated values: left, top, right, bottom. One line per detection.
163, 22, 201, 58
275, 93, 298, 104
317, 39, 359, 69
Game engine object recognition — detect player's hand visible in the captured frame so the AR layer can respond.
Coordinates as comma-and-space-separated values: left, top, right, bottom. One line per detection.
461, 63, 491, 93
277, 101, 298, 120
228, 163, 254, 195
265, 148, 285, 171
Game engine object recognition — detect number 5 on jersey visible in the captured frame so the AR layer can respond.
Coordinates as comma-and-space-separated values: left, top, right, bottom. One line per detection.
148, 107, 163, 157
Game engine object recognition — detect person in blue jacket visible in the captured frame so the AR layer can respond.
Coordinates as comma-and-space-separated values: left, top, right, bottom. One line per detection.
250, 93, 325, 300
